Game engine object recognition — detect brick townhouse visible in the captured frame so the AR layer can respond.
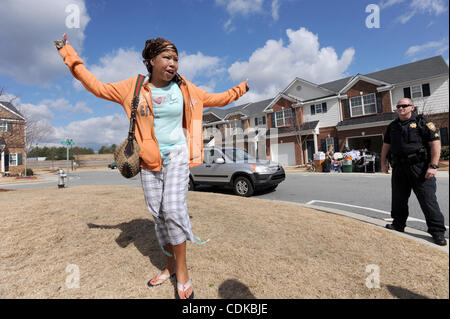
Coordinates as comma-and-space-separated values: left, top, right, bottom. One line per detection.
262, 55, 448, 166
202, 56, 448, 167
0, 101, 26, 175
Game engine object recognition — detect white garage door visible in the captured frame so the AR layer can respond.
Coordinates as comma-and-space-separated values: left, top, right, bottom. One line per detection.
270, 142, 296, 167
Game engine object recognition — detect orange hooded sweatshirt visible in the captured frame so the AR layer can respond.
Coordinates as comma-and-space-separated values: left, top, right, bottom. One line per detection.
58, 44, 248, 171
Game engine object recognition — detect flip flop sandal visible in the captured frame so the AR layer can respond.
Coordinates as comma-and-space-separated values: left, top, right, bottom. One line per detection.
147, 272, 176, 287
176, 280, 194, 299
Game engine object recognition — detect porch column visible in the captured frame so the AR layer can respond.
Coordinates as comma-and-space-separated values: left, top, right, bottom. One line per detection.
313, 133, 318, 154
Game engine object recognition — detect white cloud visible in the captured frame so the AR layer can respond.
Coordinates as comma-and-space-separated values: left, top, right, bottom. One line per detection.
50, 114, 129, 146
394, 0, 448, 23
41, 98, 93, 114
18, 103, 55, 121
271, 0, 280, 21
216, 0, 264, 16
0, 0, 90, 85
405, 38, 448, 56
379, 0, 406, 9
228, 27, 355, 103
178, 52, 225, 81
73, 48, 146, 90
216, 0, 277, 32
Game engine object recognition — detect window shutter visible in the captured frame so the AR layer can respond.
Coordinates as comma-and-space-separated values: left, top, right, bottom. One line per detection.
440, 127, 448, 146
263, 116, 266, 125
18, 153, 22, 165
254, 118, 258, 126
334, 137, 339, 152
310, 105, 315, 115
322, 102, 327, 113
343, 99, 350, 118
320, 139, 326, 152
376, 92, 383, 113
271, 113, 275, 128
403, 87, 411, 98
422, 83, 431, 97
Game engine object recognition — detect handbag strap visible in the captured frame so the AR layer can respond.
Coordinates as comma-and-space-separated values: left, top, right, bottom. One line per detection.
128, 74, 145, 141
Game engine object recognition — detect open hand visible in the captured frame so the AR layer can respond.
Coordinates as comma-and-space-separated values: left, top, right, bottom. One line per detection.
54, 33, 68, 50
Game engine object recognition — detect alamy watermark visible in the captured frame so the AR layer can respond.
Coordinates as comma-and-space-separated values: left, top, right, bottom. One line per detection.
365, 264, 381, 289
365, 4, 380, 29
65, 4, 80, 29
65, 264, 80, 289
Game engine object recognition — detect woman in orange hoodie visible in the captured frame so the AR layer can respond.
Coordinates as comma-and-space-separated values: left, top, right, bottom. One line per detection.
54, 34, 248, 299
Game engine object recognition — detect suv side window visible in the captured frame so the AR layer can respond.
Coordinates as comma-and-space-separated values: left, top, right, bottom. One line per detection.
205, 148, 224, 164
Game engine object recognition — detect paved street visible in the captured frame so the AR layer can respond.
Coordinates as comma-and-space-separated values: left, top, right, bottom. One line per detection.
2, 169, 448, 237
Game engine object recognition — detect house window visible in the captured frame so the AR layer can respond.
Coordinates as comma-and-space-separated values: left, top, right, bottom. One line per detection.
275, 109, 293, 127
326, 137, 334, 152
255, 116, 266, 126
229, 120, 242, 134
411, 85, 422, 98
9, 153, 18, 166
0, 122, 9, 132
350, 93, 377, 117
315, 104, 323, 114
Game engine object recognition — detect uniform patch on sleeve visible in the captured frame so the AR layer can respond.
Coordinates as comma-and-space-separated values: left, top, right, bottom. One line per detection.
435, 133, 439, 137
426, 122, 436, 131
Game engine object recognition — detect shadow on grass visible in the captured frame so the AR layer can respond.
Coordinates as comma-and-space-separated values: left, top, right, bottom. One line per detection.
387, 285, 429, 299
87, 219, 166, 272
219, 279, 256, 299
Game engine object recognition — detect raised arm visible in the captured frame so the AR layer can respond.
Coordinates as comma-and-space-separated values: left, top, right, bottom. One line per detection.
54, 34, 133, 105
200, 80, 249, 108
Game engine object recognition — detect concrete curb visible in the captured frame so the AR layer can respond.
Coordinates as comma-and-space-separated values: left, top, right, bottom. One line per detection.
263, 198, 449, 254
284, 169, 449, 178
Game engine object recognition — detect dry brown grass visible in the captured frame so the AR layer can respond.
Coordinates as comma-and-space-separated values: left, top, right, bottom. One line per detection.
0, 186, 448, 299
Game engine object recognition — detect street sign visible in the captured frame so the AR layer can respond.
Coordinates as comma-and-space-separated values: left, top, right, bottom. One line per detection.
61, 139, 75, 146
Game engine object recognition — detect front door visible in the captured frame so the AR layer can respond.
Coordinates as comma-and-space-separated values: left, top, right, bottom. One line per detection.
306, 140, 314, 162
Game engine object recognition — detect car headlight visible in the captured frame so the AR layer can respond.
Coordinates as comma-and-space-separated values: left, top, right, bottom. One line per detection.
252, 165, 271, 174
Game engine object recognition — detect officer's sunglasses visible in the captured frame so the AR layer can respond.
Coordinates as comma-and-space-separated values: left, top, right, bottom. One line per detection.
396, 104, 412, 109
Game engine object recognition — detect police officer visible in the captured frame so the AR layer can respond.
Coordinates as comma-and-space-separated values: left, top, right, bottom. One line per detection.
381, 98, 447, 246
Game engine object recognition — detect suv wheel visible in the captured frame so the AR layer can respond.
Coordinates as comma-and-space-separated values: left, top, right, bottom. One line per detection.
233, 176, 254, 197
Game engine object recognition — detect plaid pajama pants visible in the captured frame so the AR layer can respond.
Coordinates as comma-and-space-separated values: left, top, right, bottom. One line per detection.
140, 144, 194, 247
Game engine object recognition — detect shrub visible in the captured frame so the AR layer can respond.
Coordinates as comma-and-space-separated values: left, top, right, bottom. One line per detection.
441, 146, 449, 160
23, 168, 34, 176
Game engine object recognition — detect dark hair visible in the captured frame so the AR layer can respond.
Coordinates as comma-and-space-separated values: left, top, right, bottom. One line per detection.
142, 38, 177, 71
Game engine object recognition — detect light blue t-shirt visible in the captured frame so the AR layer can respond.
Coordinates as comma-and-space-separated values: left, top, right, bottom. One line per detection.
150, 81, 186, 162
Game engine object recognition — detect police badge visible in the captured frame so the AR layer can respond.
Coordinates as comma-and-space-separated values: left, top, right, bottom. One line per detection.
410, 123, 417, 128
426, 122, 437, 132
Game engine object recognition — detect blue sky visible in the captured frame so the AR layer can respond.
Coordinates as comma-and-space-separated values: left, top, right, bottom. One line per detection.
0, 0, 448, 150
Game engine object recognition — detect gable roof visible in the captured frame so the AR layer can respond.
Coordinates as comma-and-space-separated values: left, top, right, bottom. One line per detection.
242, 98, 273, 116
0, 101, 25, 120
319, 55, 449, 93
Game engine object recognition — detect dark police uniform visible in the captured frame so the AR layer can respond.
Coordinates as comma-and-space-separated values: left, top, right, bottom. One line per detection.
383, 113, 446, 236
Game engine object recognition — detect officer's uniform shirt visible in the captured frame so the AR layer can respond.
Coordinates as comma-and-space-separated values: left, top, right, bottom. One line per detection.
384, 113, 440, 156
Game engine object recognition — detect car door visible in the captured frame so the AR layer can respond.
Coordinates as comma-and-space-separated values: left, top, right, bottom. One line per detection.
190, 148, 231, 185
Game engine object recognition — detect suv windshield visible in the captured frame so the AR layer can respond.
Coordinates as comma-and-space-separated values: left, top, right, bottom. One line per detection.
222, 148, 257, 162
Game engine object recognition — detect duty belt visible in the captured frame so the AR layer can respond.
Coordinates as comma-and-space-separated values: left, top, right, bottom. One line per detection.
390, 149, 427, 166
